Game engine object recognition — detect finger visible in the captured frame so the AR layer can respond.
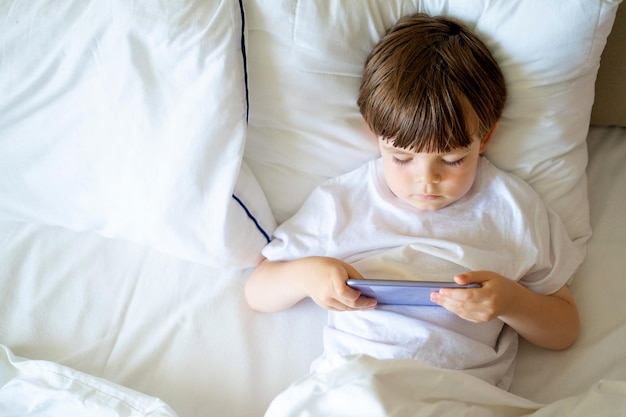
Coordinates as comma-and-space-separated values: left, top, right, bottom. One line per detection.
433, 287, 482, 312
454, 273, 484, 286
430, 291, 443, 306
432, 294, 482, 322
323, 298, 352, 311
454, 271, 490, 286
431, 290, 466, 309
338, 281, 378, 309
327, 288, 377, 310
336, 286, 377, 309
344, 263, 364, 279
335, 279, 362, 303
436, 289, 497, 323
328, 299, 375, 312
352, 295, 377, 310
454, 273, 471, 285
438, 286, 476, 302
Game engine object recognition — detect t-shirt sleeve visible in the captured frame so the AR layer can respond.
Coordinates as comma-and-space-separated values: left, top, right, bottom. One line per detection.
262, 185, 336, 262
519, 204, 586, 295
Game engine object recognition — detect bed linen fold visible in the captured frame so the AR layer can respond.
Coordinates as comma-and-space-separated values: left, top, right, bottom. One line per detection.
265, 354, 626, 417
0, 344, 177, 417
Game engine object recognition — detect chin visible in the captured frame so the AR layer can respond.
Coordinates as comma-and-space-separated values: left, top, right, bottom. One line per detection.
408, 201, 450, 211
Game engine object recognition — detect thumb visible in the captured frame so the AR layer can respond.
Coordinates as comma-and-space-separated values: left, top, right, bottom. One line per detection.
454, 271, 487, 285
344, 262, 364, 279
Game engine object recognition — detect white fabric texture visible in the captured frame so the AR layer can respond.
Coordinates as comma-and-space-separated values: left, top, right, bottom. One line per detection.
265, 355, 626, 417
0, 345, 177, 417
263, 157, 583, 388
245, 0, 621, 249
0, 0, 275, 267
0, 0, 623, 413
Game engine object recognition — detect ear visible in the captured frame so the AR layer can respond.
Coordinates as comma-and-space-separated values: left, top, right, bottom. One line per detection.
479, 123, 498, 153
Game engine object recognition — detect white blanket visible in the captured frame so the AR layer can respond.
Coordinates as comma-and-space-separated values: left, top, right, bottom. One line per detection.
0, 345, 177, 417
265, 355, 626, 417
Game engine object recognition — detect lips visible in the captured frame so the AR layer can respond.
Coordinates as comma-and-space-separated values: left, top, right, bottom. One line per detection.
415, 194, 441, 200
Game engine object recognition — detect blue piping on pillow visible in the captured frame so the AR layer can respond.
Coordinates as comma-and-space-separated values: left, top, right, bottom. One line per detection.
232, 194, 271, 244
238, 0, 249, 122
235, 2, 268, 244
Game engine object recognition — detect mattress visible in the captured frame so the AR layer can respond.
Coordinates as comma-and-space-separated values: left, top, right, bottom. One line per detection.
0, 126, 625, 416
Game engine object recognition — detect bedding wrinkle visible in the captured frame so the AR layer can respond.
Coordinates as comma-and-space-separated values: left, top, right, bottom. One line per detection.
71, 245, 153, 384
0, 344, 179, 416
0, 53, 65, 130
127, 33, 161, 110
1, 0, 625, 415
95, 250, 162, 383
1, 0, 265, 268
2, 2, 97, 122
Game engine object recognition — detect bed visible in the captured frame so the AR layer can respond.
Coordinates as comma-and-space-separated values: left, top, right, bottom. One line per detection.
1, 0, 625, 416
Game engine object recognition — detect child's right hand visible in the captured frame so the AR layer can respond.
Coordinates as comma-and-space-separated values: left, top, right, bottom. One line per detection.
300, 256, 377, 311
245, 256, 376, 313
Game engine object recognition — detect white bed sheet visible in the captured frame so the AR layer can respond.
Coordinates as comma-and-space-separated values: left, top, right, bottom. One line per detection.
0, 345, 176, 417
0, 225, 325, 416
510, 126, 626, 401
1, 126, 625, 416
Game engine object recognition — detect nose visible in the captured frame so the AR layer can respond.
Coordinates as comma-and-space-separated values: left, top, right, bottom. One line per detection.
414, 163, 441, 184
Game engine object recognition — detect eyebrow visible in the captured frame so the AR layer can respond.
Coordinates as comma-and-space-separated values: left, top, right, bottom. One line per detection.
380, 141, 413, 154
381, 141, 469, 157
387, 147, 414, 156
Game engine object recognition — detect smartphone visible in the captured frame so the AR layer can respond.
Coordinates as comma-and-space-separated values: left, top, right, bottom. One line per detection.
346, 278, 480, 306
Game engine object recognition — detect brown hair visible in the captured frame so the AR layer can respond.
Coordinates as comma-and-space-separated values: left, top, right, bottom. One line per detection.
357, 13, 506, 153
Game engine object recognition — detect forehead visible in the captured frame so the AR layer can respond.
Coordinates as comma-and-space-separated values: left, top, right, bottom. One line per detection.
379, 137, 475, 155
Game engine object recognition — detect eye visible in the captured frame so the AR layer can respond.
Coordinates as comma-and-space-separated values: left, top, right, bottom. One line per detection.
443, 157, 464, 167
392, 156, 412, 166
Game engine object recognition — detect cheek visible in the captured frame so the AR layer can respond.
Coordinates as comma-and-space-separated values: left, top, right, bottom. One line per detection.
449, 166, 477, 194
383, 163, 409, 193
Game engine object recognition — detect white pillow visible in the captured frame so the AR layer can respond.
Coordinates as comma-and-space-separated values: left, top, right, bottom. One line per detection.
0, 0, 275, 267
245, 0, 622, 247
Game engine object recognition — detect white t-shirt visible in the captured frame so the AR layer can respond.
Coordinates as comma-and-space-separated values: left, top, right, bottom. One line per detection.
263, 157, 584, 388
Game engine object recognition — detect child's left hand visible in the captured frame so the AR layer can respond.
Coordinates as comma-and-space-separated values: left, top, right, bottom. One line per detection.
430, 271, 519, 323
431, 271, 579, 350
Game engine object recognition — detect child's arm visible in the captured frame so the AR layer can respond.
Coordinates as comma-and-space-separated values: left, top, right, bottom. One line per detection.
245, 256, 377, 313
430, 271, 579, 350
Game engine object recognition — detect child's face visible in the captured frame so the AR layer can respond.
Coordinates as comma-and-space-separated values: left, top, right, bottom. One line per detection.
378, 137, 488, 211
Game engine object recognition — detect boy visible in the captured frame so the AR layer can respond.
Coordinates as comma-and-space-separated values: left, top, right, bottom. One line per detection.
245, 13, 582, 389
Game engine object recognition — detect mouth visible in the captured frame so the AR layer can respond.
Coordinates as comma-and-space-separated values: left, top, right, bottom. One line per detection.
415, 194, 441, 201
